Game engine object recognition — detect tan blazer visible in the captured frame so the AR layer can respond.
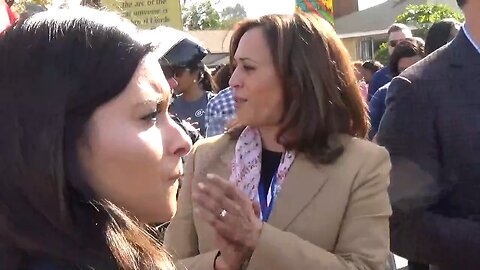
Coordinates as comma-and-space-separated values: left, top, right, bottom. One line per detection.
164, 134, 392, 270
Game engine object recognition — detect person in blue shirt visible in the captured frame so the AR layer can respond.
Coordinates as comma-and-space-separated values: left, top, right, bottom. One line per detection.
369, 38, 425, 139
368, 23, 412, 101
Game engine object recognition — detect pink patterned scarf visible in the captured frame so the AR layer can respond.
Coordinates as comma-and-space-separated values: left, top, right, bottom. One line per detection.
229, 127, 296, 218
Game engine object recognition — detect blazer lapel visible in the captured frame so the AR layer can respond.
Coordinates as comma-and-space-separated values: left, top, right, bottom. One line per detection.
447, 28, 480, 101
218, 133, 340, 230
268, 154, 329, 230
448, 28, 480, 70
220, 141, 235, 167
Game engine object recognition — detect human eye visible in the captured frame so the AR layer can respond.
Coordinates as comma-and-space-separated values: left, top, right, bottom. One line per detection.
243, 65, 255, 71
141, 109, 160, 122
142, 101, 166, 122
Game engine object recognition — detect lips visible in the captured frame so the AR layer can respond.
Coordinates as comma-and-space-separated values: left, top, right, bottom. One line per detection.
234, 96, 247, 103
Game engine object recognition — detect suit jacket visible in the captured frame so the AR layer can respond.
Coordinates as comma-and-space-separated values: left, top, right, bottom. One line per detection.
164, 134, 392, 270
377, 29, 480, 269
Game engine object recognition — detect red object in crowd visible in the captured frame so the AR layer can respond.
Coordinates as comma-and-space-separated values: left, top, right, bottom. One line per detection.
1, 0, 17, 33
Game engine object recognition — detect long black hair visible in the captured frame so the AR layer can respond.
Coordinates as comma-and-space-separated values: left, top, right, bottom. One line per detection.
425, 19, 460, 55
0, 7, 172, 269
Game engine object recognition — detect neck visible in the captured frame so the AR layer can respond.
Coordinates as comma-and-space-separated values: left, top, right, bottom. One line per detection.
181, 84, 204, 102
258, 126, 284, 152
465, 8, 480, 47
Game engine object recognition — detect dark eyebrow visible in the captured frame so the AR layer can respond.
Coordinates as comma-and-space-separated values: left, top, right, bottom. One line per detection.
135, 99, 163, 108
238, 57, 258, 64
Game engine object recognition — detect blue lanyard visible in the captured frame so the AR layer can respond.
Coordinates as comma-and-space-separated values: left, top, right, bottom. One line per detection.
258, 174, 278, 222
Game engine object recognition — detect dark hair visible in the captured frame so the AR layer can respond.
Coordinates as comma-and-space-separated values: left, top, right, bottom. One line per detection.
389, 38, 425, 76
388, 23, 411, 35
0, 7, 172, 269
425, 19, 460, 55
168, 65, 218, 93
213, 64, 233, 92
362, 60, 383, 74
457, 0, 466, 7
197, 64, 218, 92
230, 13, 369, 164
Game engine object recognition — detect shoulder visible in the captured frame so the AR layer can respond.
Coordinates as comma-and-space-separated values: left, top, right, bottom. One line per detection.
195, 134, 232, 150
375, 82, 390, 96
189, 134, 235, 164
329, 136, 391, 182
206, 91, 216, 100
340, 136, 390, 164
207, 88, 233, 106
374, 67, 390, 77
211, 88, 233, 100
371, 67, 390, 81
337, 136, 391, 189
401, 44, 451, 83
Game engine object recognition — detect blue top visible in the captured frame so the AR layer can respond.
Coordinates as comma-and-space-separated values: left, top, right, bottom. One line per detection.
368, 82, 390, 139
205, 87, 236, 137
367, 66, 391, 101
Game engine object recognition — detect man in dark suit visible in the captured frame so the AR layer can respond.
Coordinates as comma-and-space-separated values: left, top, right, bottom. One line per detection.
377, 0, 480, 269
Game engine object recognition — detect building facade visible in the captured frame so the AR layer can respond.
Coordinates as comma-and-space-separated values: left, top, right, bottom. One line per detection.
336, 0, 461, 61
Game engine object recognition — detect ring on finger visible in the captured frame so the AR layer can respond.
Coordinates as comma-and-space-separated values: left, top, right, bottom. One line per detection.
219, 209, 227, 218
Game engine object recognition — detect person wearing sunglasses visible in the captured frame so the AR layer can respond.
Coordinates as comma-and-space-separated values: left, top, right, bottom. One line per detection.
368, 38, 425, 140
368, 23, 412, 101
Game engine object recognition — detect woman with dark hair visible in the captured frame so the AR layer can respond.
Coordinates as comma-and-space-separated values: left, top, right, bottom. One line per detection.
369, 38, 425, 139
154, 27, 218, 136
0, 7, 191, 269
213, 64, 233, 92
425, 18, 461, 55
165, 12, 391, 270
361, 60, 384, 84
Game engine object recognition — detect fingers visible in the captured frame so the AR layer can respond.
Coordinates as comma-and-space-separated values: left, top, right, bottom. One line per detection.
192, 173, 263, 247
193, 183, 242, 222
204, 174, 247, 203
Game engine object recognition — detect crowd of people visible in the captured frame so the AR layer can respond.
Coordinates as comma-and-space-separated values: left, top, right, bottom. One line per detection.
0, 0, 479, 270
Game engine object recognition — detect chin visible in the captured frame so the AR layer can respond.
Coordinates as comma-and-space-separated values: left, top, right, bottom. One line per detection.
141, 202, 176, 224
157, 185, 179, 223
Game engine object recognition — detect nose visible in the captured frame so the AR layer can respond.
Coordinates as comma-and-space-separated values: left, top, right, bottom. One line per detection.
164, 116, 192, 157
229, 66, 241, 89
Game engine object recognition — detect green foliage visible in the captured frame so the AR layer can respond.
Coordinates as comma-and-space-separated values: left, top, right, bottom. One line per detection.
396, 4, 464, 38
220, 3, 246, 29
11, 0, 50, 15
182, 0, 222, 30
182, 0, 246, 30
374, 42, 389, 65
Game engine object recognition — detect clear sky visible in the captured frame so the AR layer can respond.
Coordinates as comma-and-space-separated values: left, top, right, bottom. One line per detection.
187, 0, 388, 18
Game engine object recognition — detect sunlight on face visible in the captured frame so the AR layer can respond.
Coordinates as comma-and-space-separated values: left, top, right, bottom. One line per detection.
79, 54, 192, 223
229, 27, 284, 128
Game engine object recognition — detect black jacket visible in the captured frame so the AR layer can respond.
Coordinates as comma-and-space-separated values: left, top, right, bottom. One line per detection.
377, 29, 480, 269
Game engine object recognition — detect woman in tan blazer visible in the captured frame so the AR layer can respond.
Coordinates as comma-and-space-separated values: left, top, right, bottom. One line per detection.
165, 13, 392, 270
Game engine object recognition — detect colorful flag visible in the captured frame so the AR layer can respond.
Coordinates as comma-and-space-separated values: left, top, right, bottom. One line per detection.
296, 0, 334, 25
